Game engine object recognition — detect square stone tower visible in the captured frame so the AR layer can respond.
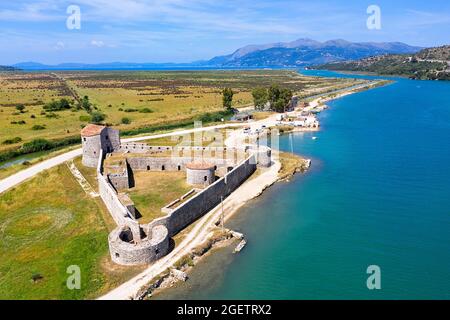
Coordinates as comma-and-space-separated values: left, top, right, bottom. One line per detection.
81, 124, 120, 167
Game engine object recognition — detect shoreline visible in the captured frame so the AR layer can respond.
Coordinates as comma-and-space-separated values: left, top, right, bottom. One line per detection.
98, 79, 387, 300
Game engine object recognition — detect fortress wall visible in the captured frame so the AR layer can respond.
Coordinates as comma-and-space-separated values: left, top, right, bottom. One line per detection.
97, 150, 132, 225
147, 154, 257, 236
107, 172, 130, 191
105, 127, 121, 151
126, 156, 237, 172
118, 143, 247, 155
98, 150, 171, 265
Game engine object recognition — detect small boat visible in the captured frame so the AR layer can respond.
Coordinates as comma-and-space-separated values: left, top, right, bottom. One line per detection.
312, 136, 318, 140
234, 239, 247, 253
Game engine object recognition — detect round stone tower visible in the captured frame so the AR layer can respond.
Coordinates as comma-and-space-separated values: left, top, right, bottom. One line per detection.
186, 162, 216, 185
108, 224, 170, 265
256, 146, 272, 167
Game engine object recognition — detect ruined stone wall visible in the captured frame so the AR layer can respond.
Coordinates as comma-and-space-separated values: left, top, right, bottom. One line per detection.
107, 172, 130, 191
107, 159, 131, 190
126, 156, 235, 172
118, 143, 247, 156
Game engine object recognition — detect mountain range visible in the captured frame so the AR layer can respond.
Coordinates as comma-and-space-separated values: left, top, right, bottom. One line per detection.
205, 38, 422, 67
312, 45, 450, 81
6, 38, 423, 70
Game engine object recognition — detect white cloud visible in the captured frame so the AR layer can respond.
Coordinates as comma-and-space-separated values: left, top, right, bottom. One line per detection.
54, 41, 65, 50
90, 40, 105, 47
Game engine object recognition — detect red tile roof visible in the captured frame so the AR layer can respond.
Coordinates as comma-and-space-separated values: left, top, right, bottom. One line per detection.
81, 124, 106, 137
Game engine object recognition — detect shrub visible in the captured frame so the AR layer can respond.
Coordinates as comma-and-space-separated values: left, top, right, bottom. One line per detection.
31, 273, 43, 282
173, 254, 194, 269
2, 137, 22, 145
139, 108, 153, 113
124, 108, 138, 113
43, 98, 71, 112
16, 104, 26, 113
196, 110, 233, 123
21, 139, 53, 153
30, 114, 36, 119
90, 111, 106, 124
45, 112, 59, 119
121, 117, 131, 124
0, 136, 81, 163
31, 125, 46, 130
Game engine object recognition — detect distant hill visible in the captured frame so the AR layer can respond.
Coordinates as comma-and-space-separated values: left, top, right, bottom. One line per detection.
12, 38, 424, 70
205, 38, 423, 67
12, 61, 196, 70
312, 45, 450, 81
0, 65, 19, 71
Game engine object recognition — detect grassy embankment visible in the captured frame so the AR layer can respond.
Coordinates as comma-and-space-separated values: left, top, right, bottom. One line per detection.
0, 162, 146, 299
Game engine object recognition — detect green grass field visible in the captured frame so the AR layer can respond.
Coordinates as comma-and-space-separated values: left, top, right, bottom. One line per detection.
0, 163, 144, 299
0, 70, 363, 154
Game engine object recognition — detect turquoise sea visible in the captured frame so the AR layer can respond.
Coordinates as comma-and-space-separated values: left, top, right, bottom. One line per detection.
155, 71, 450, 299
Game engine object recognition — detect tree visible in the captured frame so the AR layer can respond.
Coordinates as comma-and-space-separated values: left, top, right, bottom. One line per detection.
268, 84, 281, 108
16, 104, 25, 113
90, 111, 106, 124
43, 98, 72, 112
222, 88, 234, 111
121, 117, 131, 124
79, 96, 92, 113
252, 87, 268, 110
267, 84, 293, 113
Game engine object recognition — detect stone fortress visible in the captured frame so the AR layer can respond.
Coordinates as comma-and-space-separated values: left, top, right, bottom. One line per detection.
81, 124, 272, 266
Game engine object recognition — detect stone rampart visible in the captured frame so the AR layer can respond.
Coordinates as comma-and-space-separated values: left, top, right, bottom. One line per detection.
147, 154, 257, 237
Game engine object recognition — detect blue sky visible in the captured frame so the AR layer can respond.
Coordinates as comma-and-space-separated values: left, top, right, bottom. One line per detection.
0, 0, 449, 64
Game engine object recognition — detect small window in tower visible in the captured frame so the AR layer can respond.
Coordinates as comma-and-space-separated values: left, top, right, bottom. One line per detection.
115, 253, 119, 258
83, 138, 86, 142
204, 176, 208, 182
162, 165, 165, 171
178, 165, 181, 171
147, 165, 150, 171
